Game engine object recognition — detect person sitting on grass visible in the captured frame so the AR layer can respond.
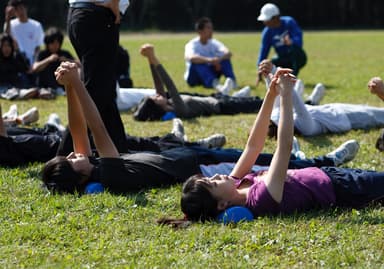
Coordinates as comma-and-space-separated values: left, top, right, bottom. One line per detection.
259, 59, 384, 137
134, 44, 263, 121
32, 27, 77, 99
41, 62, 357, 195
158, 68, 384, 226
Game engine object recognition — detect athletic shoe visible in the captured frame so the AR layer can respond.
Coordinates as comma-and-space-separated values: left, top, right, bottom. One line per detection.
305, 83, 325, 105
326, 140, 359, 166
18, 107, 39, 125
196, 133, 226, 149
2, 104, 18, 120
232, 86, 251, 98
291, 136, 306, 160
1, 88, 19, 100
217, 78, 234, 96
46, 113, 66, 133
171, 118, 187, 142
39, 88, 55, 99
294, 79, 304, 97
19, 88, 39, 100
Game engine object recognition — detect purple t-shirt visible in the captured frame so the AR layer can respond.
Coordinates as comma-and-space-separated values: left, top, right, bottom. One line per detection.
238, 167, 336, 216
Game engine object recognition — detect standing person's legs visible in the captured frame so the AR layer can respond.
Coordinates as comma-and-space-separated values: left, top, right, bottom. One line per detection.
65, 7, 127, 154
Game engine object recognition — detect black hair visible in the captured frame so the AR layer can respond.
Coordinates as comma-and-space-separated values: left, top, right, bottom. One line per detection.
180, 174, 219, 222
44, 27, 64, 46
0, 33, 15, 57
194, 17, 212, 31
157, 174, 219, 228
8, 0, 25, 7
133, 97, 166, 121
41, 156, 83, 194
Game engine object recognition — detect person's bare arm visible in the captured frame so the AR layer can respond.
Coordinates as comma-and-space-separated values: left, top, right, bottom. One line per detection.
55, 62, 119, 158
263, 73, 296, 203
230, 68, 293, 179
3, 5, 14, 34
32, 54, 59, 72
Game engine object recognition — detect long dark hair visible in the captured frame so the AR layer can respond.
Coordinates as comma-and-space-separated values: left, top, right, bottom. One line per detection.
0, 33, 15, 59
41, 156, 83, 193
157, 174, 219, 228
133, 97, 166, 121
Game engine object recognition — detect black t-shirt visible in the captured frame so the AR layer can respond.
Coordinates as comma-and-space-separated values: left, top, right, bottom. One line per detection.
90, 148, 201, 194
36, 49, 74, 88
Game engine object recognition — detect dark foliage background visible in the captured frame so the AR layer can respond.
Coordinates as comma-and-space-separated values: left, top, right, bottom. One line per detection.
0, 0, 383, 31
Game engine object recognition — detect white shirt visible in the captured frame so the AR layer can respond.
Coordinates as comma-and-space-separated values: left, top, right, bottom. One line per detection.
68, 0, 129, 14
10, 18, 44, 65
184, 36, 228, 60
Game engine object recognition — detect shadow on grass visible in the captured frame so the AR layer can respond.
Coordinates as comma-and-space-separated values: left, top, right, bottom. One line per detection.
304, 82, 338, 91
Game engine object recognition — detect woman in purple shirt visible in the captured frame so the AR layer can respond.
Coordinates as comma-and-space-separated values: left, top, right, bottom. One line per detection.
163, 68, 384, 224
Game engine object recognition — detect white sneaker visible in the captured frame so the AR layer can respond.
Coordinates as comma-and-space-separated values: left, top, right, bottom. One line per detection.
171, 118, 187, 141
326, 140, 360, 166
3, 104, 18, 120
196, 133, 226, 149
294, 79, 304, 97
46, 113, 66, 132
217, 78, 234, 96
291, 136, 306, 160
232, 86, 251, 98
306, 83, 325, 105
18, 107, 39, 125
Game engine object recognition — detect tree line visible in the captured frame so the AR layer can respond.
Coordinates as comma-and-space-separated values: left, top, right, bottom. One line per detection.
1, 0, 383, 31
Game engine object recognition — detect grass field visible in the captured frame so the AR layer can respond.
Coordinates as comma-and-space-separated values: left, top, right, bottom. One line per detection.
1, 31, 384, 268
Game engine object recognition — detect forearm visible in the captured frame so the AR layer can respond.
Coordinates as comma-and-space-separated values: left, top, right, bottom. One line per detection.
69, 78, 119, 157
189, 55, 215, 64
230, 90, 276, 177
65, 83, 91, 155
149, 64, 166, 96
32, 58, 51, 73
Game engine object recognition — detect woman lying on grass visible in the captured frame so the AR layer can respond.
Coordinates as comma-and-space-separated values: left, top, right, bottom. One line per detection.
160, 68, 384, 225
42, 62, 358, 195
133, 44, 263, 121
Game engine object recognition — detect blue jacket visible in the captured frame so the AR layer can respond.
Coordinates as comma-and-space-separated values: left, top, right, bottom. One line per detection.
257, 16, 303, 65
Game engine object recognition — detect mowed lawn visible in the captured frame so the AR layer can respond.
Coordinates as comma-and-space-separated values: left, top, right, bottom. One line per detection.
1, 31, 384, 268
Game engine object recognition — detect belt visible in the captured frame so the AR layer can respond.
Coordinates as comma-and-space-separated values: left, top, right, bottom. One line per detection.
69, 2, 98, 9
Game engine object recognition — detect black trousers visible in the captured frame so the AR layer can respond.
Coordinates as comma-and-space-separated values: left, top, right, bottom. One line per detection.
64, 6, 128, 154
0, 126, 61, 166
217, 95, 263, 115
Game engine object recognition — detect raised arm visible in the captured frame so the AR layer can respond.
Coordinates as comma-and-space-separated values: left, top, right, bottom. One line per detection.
55, 62, 119, 158
263, 72, 295, 203
230, 68, 292, 179
140, 44, 189, 115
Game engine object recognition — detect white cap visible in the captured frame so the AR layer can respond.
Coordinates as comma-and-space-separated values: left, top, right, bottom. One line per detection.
257, 3, 280, 21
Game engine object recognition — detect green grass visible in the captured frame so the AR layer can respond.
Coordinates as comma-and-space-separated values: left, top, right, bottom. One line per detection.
1, 31, 384, 268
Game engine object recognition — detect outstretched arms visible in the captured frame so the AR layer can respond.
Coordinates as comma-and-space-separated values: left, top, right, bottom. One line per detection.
55, 62, 119, 158
230, 68, 293, 180
263, 73, 295, 203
